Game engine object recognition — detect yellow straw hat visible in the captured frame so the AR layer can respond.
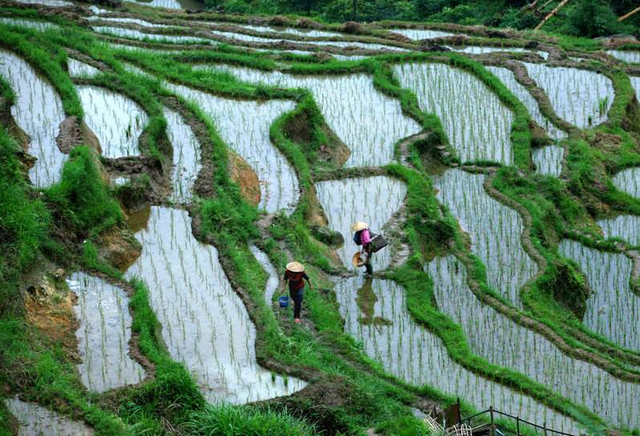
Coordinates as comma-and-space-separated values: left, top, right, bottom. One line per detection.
286, 261, 305, 273
351, 221, 369, 232
352, 252, 365, 267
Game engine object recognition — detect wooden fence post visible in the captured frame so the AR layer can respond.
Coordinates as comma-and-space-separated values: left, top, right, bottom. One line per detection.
516, 417, 520, 436
490, 406, 495, 436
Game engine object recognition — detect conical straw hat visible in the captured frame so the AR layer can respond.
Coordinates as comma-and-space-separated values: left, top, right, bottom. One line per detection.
351, 221, 369, 231
352, 252, 365, 267
286, 261, 305, 272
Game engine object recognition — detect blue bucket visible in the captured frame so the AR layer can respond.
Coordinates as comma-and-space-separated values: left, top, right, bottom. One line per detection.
278, 296, 290, 308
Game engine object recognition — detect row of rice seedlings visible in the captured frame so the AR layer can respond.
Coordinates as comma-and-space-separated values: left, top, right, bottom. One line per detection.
630, 76, 640, 106
67, 272, 146, 393
607, 50, 640, 65
433, 169, 537, 307
92, 26, 214, 45
164, 107, 201, 204
598, 215, 640, 247
522, 62, 614, 128
315, 176, 407, 271
121, 0, 202, 10
532, 145, 564, 177
209, 31, 409, 52
427, 255, 640, 429
87, 16, 175, 29
77, 85, 148, 159
333, 276, 580, 434
486, 66, 566, 141
249, 245, 280, 305
559, 240, 640, 352
0, 17, 59, 31
126, 206, 307, 403
239, 24, 341, 39
68, 58, 101, 78
0, 49, 66, 187
394, 63, 514, 165
4, 397, 94, 436
452, 46, 549, 60
168, 82, 300, 214
108, 42, 174, 54
390, 29, 455, 40
205, 65, 421, 168
612, 167, 640, 199
11, 0, 71, 6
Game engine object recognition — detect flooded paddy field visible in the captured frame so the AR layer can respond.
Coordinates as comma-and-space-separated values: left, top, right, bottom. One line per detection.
427, 255, 640, 428
334, 277, 580, 434
394, 63, 514, 164
77, 85, 148, 158
532, 145, 564, 177
206, 65, 420, 167
68, 272, 146, 392
523, 62, 614, 128
0, 49, 66, 187
316, 176, 407, 271
559, 240, 640, 353
5, 397, 94, 435
126, 206, 306, 403
433, 169, 537, 307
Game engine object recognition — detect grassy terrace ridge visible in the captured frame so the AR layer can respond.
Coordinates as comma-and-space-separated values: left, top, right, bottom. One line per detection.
1, 2, 640, 435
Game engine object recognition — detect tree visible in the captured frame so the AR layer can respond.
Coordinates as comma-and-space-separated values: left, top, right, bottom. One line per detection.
565, 0, 625, 37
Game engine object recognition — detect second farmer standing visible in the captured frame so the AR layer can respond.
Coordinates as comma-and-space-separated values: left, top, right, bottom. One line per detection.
283, 261, 312, 324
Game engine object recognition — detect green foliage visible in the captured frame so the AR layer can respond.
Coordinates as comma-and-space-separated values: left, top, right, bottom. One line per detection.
0, 129, 51, 314
376, 415, 430, 436
184, 404, 317, 436
563, 0, 630, 38
46, 147, 123, 237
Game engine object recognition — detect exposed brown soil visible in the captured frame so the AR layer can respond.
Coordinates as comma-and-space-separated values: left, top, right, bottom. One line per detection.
95, 226, 142, 271
228, 150, 261, 206
22, 270, 81, 362
56, 116, 102, 154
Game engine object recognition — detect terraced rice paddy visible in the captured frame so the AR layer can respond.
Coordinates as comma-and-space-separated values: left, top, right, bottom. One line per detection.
168, 83, 299, 213
486, 66, 566, 141
523, 62, 614, 128
0, 17, 58, 30
3, 5, 640, 433
77, 85, 149, 158
559, 240, 640, 352
532, 145, 564, 177
0, 49, 66, 187
433, 169, 537, 307
250, 245, 280, 305
93, 26, 213, 44
608, 50, 640, 64
5, 397, 94, 435
598, 215, 640, 246
395, 63, 514, 164
68, 273, 146, 392
427, 255, 640, 429
390, 28, 455, 40
67, 58, 100, 78
316, 176, 407, 271
612, 167, 640, 198
122, 0, 203, 9
164, 107, 201, 203
210, 65, 421, 167
126, 206, 306, 403
333, 277, 580, 434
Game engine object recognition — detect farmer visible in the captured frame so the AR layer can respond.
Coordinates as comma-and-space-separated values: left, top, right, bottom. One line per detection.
352, 221, 373, 275
283, 261, 312, 324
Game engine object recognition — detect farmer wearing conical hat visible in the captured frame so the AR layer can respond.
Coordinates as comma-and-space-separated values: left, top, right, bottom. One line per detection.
283, 261, 312, 324
352, 221, 373, 275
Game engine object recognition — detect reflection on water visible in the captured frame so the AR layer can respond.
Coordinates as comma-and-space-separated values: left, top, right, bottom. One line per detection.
334, 277, 579, 434
68, 273, 146, 392
316, 176, 407, 271
5, 397, 94, 435
428, 255, 640, 428
0, 49, 66, 187
126, 206, 306, 403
